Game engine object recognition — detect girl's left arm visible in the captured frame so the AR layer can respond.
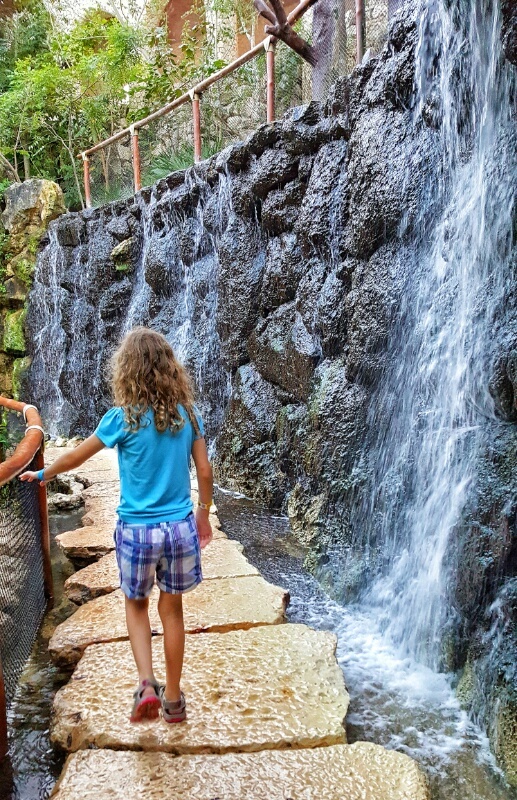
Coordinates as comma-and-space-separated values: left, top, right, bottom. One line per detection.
19, 434, 106, 485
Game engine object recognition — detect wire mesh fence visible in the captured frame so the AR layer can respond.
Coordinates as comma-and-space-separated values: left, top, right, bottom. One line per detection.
86, 2, 392, 204
0, 451, 45, 709
89, 133, 134, 208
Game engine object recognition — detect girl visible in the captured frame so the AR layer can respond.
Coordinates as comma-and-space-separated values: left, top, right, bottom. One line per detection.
21, 327, 213, 724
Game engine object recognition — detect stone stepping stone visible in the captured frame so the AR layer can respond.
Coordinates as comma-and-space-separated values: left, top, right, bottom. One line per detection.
51, 743, 430, 800
80, 481, 120, 500
51, 624, 348, 754
64, 538, 260, 604
56, 526, 117, 567
81, 498, 118, 527
57, 518, 227, 567
50, 576, 289, 667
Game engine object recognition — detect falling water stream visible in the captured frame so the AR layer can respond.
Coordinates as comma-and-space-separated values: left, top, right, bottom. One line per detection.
349, 0, 516, 665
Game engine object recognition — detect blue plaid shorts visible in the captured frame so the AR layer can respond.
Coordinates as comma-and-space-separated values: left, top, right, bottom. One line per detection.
114, 513, 202, 599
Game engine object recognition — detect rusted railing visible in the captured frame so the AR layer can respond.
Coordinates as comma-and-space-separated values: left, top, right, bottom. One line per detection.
77, 0, 333, 207
0, 397, 51, 762
77, 0, 400, 207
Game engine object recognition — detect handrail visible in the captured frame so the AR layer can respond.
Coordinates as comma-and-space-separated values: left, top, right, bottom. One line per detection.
79, 0, 315, 159
0, 397, 44, 485
76, 0, 327, 206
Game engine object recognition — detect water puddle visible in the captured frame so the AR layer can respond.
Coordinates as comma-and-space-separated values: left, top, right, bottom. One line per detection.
214, 489, 515, 800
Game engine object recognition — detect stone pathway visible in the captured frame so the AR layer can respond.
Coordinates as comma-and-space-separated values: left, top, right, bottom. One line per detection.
46, 447, 430, 799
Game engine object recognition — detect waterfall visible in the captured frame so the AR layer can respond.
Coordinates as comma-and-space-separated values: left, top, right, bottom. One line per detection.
27, 169, 234, 437
352, 0, 516, 669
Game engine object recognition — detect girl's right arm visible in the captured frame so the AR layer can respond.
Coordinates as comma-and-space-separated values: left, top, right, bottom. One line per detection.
192, 437, 213, 549
19, 434, 106, 485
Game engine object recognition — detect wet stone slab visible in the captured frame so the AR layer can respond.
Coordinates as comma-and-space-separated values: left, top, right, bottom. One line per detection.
50, 576, 289, 667
64, 538, 260, 604
55, 525, 117, 568
50, 743, 430, 800
51, 624, 348, 754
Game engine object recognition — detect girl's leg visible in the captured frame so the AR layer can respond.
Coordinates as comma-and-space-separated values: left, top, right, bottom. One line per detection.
125, 595, 156, 698
157, 591, 184, 702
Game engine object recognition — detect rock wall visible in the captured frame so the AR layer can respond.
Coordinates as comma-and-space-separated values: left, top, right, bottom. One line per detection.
25, 1, 516, 785
0, 179, 65, 397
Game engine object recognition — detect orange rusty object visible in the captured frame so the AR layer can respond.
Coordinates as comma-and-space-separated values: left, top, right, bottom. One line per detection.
0, 396, 53, 600
82, 154, 92, 209
77, 0, 315, 165
130, 128, 142, 193
192, 93, 202, 163
355, 0, 365, 64
34, 446, 53, 602
266, 42, 276, 122
0, 397, 44, 485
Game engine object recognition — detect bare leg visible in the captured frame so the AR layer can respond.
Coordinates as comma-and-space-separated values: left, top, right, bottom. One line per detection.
157, 591, 184, 702
125, 595, 155, 698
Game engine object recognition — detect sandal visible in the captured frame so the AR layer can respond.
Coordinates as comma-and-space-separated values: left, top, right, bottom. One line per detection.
160, 687, 187, 723
130, 678, 161, 723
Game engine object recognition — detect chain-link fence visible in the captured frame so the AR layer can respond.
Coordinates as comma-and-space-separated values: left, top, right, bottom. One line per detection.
0, 452, 45, 709
87, 2, 393, 205
89, 133, 135, 208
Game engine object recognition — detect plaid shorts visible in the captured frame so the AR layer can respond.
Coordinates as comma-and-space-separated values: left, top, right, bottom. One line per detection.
114, 513, 202, 599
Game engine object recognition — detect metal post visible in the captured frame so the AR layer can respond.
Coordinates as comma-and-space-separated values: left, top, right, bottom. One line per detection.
355, 0, 365, 64
82, 154, 92, 209
266, 39, 276, 123
0, 653, 7, 761
191, 92, 202, 164
130, 126, 142, 193
34, 446, 53, 603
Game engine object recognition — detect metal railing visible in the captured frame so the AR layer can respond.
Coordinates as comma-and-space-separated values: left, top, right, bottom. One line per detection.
78, 0, 373, 207
0, 397, 51, 762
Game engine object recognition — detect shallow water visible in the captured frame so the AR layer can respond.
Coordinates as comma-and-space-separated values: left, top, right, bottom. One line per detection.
214, 488, 516, 800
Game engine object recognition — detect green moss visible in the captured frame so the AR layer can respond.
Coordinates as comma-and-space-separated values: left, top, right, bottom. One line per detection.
456, 660, 476, 708
12, 355, 31, 400
115, 262, 130, 272
12, 257, 35, 287
3, 308, 27, 354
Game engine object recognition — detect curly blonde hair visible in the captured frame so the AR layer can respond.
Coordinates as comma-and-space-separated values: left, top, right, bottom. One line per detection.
110, 327, 201, 436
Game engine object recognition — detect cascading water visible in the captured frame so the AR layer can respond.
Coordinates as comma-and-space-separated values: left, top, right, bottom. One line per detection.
27, 169, 235, 437
349, 0, 516, 669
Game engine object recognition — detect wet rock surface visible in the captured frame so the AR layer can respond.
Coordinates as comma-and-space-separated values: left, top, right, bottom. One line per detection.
51, 625, 348, 754
50, 577, 289, 668
51, 743, 430, 800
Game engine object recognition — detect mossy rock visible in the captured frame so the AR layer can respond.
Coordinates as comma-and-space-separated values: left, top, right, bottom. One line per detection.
12, 356, 31, 400
3, 308, 26, 355
456, 660, 477, 708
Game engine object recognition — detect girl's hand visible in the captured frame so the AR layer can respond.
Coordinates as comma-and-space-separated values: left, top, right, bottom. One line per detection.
195, 507, 213, 549
19, 470, 46, 485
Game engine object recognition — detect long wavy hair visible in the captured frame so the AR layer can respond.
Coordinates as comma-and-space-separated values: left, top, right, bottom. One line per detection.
110, 327, 200, 435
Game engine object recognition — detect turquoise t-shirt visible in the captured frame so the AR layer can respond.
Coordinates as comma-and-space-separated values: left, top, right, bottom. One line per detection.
94, 405, 205, 524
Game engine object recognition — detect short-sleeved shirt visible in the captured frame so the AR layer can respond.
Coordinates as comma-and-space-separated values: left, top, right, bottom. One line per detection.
94, 405, 204, 525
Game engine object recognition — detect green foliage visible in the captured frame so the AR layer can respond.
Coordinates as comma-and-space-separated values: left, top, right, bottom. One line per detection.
141, 140, 223, 186
0, 1, 232, 208
0, 0, 308, 208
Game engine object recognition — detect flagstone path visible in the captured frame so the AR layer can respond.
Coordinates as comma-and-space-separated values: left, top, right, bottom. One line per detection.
46, 446, 430, 800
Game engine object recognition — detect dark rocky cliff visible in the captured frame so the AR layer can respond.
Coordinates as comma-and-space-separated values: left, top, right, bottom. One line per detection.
25, 1, 516, 784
